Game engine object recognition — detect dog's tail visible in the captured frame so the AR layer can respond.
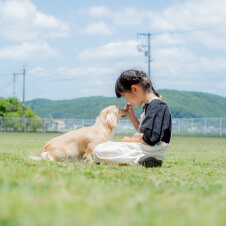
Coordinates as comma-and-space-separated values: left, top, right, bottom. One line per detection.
29, 155, 42, 161
32, 152, 53, 161
40, 152, 50, 161
30, 152, 51, 161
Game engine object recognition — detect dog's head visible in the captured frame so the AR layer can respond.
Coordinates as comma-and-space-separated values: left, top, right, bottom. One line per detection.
98, 106, 129, 128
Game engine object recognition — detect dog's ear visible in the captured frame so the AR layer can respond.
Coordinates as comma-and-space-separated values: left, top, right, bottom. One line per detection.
95, 116, 100, 123
106, 111, 119, 128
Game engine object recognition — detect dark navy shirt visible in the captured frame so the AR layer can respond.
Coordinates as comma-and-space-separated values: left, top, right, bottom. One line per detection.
139, 99, 172, 146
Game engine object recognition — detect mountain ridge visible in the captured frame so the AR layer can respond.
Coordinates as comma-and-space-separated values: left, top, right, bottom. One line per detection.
26, 89, 226, 119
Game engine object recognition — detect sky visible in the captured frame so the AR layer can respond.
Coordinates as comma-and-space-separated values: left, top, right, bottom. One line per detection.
0, 0, 226, 101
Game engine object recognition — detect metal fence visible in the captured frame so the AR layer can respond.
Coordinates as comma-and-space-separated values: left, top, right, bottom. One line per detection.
0, 117, 225, 137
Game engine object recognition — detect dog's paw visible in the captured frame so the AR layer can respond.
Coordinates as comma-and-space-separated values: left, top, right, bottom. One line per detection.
84, 157, 94, 164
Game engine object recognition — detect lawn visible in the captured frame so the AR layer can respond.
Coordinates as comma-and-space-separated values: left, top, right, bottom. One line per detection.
0, 133, 225, 226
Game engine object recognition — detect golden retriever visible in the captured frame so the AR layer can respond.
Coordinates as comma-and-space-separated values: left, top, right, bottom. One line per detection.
36, 106, 128, 163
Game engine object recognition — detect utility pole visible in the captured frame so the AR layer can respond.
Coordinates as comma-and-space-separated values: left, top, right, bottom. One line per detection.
13, 66, 26, 132
22, 66, 26, 132
137, 32, 152, 79
13, 73, 16, 97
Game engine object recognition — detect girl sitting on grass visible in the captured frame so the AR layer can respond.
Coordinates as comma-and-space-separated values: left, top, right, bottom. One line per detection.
93, 69, 172, 168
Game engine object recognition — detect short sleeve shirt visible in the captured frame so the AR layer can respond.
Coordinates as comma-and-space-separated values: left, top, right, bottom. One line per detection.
139, 99, 172, 146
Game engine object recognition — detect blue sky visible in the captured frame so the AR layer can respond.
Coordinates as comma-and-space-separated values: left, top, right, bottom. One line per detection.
0, 0, 226, 100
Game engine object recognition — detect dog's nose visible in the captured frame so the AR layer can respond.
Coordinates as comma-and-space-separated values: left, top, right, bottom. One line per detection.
122, 109, 129, 113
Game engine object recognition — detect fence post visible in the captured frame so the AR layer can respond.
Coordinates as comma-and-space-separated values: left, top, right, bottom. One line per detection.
23, 117, 26, 133
4, 117, 7, 132
220, 118, 222, 137
25, 118, 27, 133
82, 119, 84, 128
43, 118, 46, 133
178, 118, 180, 136
204, 118, 207, 136
0, 116, 225, 136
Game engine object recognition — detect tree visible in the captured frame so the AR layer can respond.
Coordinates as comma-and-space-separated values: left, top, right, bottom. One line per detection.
0, 97, 42, 131
0, 97, 21, 117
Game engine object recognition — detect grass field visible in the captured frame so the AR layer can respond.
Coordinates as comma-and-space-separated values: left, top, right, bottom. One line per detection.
0, 133, 225, 226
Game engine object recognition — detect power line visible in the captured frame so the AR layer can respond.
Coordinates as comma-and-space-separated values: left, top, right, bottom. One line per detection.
153, 71, 226, 75
2, 68, 225, 83
154, 76, 225, 81
27, 67, 226, 80
27, 72, 225, 82
0, 80, 13, 90
0, 73, 13, 76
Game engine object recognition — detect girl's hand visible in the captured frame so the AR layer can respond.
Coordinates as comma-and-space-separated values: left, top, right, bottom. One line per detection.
120, 136, 131, 142
125, 103, 135, 119
120, 136, 145, 144
132, 133, 143, 139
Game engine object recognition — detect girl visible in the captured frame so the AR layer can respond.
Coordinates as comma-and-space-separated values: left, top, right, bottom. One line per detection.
93, 69, 172, 168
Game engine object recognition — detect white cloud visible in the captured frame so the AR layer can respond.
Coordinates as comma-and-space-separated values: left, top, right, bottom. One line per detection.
80, 1, 226, 49
0, 0, 70, 41
79, 22, 114, 35
2, 1, 226, 99
77, 40, 148, 72
78, 6, 144, 36
77, 37, 226, 96
76, 0, 226, 90
113, 7, 144, 26
28, 66, 116, 79
27, 66, 122, 99
78, 40, 139, 59
81, 6, 144, 26
148, 0, 226, 31
147, 0, 226, 49
86, 6, 112, 17
151, 46, 226, 78
152, 34, 185, 46
189, 30, 226, 50
217, 81, 226, 89
0, 42, 57, 60
28, 67, 52, 78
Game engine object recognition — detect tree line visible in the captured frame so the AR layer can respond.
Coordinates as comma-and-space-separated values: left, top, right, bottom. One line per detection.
1, 90, 226, 120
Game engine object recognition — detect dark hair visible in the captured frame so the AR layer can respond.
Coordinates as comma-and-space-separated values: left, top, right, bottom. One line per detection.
115, 69, 162, 99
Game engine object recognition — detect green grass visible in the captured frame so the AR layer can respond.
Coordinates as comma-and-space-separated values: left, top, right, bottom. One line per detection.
0, 133, 225, 226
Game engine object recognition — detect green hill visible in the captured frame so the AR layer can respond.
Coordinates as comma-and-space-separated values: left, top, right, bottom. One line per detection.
26, 90, 226, 119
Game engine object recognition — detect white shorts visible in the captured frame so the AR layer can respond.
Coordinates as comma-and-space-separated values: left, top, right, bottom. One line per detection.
93, 141, 169, 166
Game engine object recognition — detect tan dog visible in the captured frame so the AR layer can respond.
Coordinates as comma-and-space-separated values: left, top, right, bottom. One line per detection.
39, 106, 128, 163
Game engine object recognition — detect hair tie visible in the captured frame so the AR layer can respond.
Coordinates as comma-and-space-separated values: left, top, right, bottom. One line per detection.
143, 76, 150, 84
